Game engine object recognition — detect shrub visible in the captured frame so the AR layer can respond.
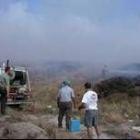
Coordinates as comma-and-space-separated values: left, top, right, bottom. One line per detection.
94, 77, 137, 97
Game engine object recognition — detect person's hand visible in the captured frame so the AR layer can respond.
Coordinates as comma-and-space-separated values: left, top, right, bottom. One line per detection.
78, 106, 81, 111
74, 104, 76, 109
7, 93, 10, 98
57, 103, 60, 108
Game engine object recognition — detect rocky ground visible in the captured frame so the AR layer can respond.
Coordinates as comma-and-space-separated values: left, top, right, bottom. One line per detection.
0, 107, 139, 139
0, 114, 131, 139
44, 116, 117, 139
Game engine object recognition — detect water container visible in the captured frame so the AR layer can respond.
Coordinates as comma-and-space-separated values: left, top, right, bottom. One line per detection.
69, 118, 80, 132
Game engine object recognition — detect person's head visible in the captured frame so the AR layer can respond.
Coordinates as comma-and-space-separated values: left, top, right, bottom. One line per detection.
59, 82, 65, 89
84, 82, 92, 90
64, 79, 71, 86
5, 66, 11, 75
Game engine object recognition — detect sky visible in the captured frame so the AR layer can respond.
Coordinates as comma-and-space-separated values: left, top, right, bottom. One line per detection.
0, 0, 140, 66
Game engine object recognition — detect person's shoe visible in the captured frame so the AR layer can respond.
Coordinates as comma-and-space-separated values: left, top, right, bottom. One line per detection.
66, 126, 70, 131
97, 134, 100, 139
66, 128, 70, 132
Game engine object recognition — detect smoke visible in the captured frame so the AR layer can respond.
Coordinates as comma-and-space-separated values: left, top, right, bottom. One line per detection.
0, 0, 140, 68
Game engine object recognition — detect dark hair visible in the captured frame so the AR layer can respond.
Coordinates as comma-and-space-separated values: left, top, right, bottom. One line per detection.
5, 66, 11, 72
84, 82, 92, 89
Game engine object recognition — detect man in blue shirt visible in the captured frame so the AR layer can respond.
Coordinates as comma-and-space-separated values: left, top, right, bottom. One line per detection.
57, 80, 75, 130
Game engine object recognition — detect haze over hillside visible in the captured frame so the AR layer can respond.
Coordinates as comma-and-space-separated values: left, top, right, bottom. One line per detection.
0, 0, 140, 66
0, 0, 140, 80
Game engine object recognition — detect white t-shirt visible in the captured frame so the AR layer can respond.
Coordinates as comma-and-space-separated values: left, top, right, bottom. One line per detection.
82, 90, 98, 110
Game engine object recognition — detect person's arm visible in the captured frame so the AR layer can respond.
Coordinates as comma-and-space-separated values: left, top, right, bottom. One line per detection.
78, 94, 87, 111
71, 89, 76, 108
72, 97, 76, 108
57, 90, 61, 108
96, 94, 98, 102
6, 86, 10, 97
57, 97, 60, 108
78, 103, 86, 110
6, 77, 10, 98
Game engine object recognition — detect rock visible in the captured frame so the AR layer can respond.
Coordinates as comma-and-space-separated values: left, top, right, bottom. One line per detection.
21, 115, 41, 126
0, 128, 7, 138
128, 120, 134, 123
52, 108, 56, 113
99, 133, 116, 139
4, 122, 48, 139
22, 115, 39, 122
47, 105, 52, 109
47, 116, 58, 125
41, 115, 53, 120
124, 113, 129, 118
26, 115, 39, 120
0, 115, 10, 122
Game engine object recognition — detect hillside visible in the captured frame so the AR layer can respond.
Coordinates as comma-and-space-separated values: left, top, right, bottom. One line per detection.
122, 63, 140, 71
105, 63, 140, 79
24, 61, 99, 81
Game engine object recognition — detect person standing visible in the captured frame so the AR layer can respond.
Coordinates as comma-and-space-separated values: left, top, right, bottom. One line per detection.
79, 82, 100, 139
57, 79, 75, 130
0, 67, 11, 115
102, 65, 108, 79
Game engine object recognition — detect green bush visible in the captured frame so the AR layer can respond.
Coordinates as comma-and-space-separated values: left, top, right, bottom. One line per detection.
128, 88, 140, 97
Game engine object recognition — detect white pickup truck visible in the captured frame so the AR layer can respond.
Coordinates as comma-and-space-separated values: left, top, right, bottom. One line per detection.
0, 61, 33, 106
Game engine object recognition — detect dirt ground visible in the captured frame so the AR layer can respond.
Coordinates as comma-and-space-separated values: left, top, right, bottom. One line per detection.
44, 116, 118, 139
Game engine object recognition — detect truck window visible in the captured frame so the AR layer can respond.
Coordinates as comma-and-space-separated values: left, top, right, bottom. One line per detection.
11, 71, 27, 86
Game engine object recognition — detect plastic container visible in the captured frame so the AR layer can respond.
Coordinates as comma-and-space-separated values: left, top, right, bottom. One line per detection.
69, 118, 80, 132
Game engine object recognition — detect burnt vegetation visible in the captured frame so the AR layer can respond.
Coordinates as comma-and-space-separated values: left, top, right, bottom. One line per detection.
94, 76, 140, 98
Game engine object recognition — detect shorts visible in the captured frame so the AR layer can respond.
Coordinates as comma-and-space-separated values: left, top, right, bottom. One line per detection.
84, 110, 98, 127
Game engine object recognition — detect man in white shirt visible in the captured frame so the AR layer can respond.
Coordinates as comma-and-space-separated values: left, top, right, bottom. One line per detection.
79, 82, 100, 139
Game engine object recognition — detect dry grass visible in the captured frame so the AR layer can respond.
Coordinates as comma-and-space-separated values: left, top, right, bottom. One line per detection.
31, 80, 140, 126
28, 80, 59, 114
105, 128, 140, 139
99, 94, 140, 125
131, 131, 140, 139
5, 79, 139, 139
104, 128, 127, 139
30, 80, 85, 114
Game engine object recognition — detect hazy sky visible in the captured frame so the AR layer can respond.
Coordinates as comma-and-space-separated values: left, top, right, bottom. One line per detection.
0, 0, 140, 65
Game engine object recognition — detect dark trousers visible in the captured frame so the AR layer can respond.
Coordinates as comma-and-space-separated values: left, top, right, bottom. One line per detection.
58, 102, 72, 129
0, 88, 7, 115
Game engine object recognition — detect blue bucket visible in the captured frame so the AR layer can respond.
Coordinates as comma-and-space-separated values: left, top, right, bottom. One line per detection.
69, 118, 81, 132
